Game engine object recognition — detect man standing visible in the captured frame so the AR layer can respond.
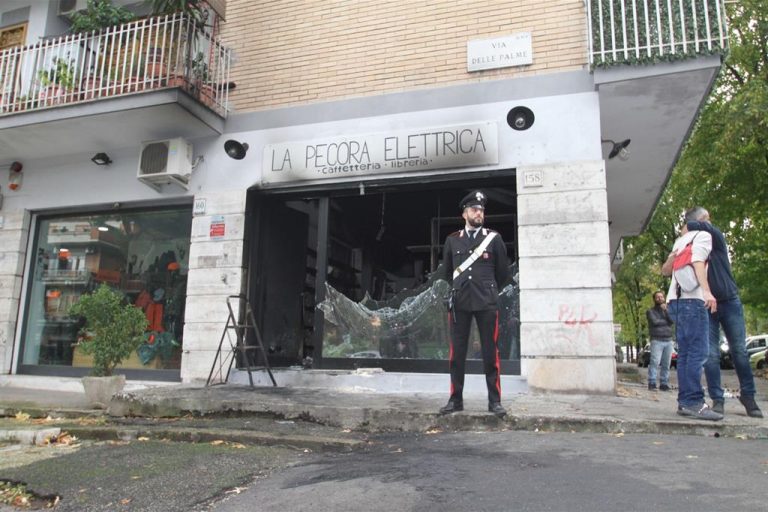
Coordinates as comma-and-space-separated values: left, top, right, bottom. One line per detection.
646, 291, 674, 391
439, 190, 510, 418
661, 209, 721, 421
687, 207, 763, 418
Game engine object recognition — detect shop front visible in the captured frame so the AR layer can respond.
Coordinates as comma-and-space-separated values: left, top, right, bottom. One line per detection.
16, 206, 191, 380
244, 121, 521, 375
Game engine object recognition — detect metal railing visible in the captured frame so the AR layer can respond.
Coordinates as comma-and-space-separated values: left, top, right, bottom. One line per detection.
0, 13, 232, 116
587, 0, 728, 67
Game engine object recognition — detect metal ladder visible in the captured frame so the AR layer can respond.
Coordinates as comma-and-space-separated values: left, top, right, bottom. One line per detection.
206, 295, 277, 387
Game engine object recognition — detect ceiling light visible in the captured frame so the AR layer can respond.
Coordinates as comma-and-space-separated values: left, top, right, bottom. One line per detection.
91, 153, 112, 165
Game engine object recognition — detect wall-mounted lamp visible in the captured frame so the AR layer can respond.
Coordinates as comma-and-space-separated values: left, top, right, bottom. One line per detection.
8, 161, 23, 191
91, 153, 112, 165
224, 140, 249, 160
602, 139, 631, 160
506, 106, 535, 131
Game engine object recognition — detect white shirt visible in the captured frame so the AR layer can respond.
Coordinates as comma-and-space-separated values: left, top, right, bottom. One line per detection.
666, 230, 712, 302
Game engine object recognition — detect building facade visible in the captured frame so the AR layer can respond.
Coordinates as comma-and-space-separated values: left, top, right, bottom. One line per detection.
0, 0, 727, 393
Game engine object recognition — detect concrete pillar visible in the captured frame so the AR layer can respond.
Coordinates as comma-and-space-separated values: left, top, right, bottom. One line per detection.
181, 191, 247, 383
0, 210, 30, 373
516, 161, 616, 393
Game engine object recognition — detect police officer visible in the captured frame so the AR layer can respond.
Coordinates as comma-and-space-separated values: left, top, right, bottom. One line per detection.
439, 190, 510, 418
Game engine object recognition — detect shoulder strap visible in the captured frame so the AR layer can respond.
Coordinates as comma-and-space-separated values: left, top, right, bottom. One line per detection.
452, 232, 497, 280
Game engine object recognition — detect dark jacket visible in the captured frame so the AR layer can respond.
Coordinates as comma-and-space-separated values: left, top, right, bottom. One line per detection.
646, 306, 674, 340
442, 227, 510, 312
686, 221, 739, 301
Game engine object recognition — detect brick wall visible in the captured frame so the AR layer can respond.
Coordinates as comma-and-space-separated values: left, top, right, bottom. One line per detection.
221, 0, 587, 112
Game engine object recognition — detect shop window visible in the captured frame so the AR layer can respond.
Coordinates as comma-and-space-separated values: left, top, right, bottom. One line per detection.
315, 185, 520, 365
20, 207, 191, 372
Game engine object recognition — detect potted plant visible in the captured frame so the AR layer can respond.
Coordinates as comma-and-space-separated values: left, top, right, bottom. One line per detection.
69, 283, 149, 408
190, 51, 215, 106
37, 57, 77, 106
147, 0, 207, 25
69, 0, 136, 34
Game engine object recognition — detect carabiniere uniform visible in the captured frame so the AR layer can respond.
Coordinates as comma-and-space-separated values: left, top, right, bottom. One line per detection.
442, 192, 510, 407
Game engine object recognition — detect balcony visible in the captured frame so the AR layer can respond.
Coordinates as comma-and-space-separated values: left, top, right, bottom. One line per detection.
587, 1, 729, 256
588, 0, 727, 67
0, 13, 232, 160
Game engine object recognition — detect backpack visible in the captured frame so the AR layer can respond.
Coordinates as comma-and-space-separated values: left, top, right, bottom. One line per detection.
672, 233, 701, 293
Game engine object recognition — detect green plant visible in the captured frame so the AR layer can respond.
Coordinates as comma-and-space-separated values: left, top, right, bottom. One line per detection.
37, 57, 77, 89
147, 0, 206, 24
69, 283, 149, 377
190, 51, 209, 82
69, 0, 137, 34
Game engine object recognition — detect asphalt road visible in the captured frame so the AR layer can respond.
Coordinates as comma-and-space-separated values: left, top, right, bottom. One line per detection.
209, 430, 767, 512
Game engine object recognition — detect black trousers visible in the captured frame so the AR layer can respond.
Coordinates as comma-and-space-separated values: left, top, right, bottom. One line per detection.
448, 309, 501, 403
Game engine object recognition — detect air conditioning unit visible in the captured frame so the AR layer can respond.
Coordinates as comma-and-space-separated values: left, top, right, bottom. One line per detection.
58, 0, 88, 17
137, 138, 193, 191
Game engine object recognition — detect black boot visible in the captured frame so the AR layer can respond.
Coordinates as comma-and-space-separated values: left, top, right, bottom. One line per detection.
739, 395, 764, 418
488, 402, 507, 418
439, 400, 463, 415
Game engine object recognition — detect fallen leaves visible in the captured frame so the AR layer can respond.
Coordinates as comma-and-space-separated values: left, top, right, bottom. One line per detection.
43, 431, 78, 447
13, 412, 30, 422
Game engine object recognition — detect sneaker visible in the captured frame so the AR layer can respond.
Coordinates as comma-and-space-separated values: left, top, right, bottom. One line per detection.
648, 383, 657, 391
712, 399, 724, 415
677, 403, 724, 421
738, 395, 764, 419
659, 384, 671, 391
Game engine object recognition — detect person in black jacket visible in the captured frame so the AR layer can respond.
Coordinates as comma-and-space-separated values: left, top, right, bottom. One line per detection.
439, 190, 510, 418
646, 291, 675, 391
687, 207, 763, 418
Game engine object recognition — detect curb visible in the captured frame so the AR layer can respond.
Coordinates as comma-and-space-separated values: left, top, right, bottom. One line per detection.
63, 426, 365, 452
106, 395, 768, 440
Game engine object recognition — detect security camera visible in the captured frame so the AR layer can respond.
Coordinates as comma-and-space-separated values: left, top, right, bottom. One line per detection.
507, 106, 535, 131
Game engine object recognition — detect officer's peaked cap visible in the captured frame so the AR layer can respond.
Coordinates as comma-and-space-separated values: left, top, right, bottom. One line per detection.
460, 190, 487, 210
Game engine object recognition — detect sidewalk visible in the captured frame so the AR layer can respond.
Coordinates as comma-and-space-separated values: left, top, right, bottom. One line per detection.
1, 367, 767, 443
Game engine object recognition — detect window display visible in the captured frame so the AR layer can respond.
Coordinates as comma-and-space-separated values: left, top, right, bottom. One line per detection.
20, 207, 191, 373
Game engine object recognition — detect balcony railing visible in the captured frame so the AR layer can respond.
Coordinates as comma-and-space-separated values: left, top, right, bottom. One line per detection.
0, 13, 232, 117
588, 0, 728, 67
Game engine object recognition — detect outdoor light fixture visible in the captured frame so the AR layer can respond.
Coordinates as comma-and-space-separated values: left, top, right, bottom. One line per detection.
506, 106, 535, 131
602, 139, 631, 160
8, 161, 23, 191
224, 140, 249, 160
91, 153, 112, 165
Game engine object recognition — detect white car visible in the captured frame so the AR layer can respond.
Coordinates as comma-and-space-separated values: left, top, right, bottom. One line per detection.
749, 349, 767, 371
745, 335, 768, 357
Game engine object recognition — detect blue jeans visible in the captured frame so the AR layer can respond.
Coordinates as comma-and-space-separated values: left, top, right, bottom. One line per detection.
648, 339, 673, 386
668, 299, 709, 408
703, 296, 756, 400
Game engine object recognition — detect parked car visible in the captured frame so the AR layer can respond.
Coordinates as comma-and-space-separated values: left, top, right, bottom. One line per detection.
749, 348, 767, 371
637, 343, 677, 368
745, 334, 768, 357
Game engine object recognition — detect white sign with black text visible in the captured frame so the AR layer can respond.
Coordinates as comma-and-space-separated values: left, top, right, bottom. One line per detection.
467, 32, 533, 72
262, 123, 498, 184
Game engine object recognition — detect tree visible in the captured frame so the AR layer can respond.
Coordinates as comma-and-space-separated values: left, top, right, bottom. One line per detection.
614, 0, 768, 336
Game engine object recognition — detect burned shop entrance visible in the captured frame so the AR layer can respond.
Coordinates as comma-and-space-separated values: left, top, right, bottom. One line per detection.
247, 175, 520, 374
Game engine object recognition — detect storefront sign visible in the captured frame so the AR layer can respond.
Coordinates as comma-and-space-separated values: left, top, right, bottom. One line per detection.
209, 215, 225, 239
467, 32, 532, 72
262, 123, 498, 184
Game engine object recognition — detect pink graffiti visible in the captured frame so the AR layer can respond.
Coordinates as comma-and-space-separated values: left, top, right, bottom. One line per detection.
558, 304, 599, 347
